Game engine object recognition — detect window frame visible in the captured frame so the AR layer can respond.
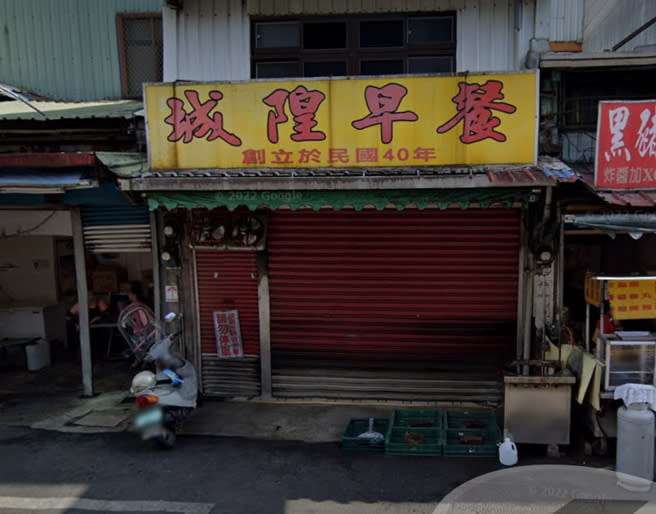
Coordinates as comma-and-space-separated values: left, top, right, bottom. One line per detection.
117, 12, 163, 99
251, 12, 457, 79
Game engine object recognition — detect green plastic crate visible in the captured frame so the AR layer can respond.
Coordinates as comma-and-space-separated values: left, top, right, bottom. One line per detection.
342, 418, 389, 452
390, 408, 443, 429
444, 408, 497, 431
443, 427, 498, 457
385, 426, 443, 456
443, 408, 498, 457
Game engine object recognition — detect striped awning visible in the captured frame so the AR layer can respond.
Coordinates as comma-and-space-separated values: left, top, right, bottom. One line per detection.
81, 206, 151, 253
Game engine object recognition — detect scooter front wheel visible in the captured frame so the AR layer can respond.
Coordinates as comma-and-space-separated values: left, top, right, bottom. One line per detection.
155, 427, 176, 449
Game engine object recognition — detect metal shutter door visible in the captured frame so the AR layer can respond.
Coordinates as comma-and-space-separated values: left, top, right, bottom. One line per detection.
195, 249, 261, 397
267, 208, 520, 401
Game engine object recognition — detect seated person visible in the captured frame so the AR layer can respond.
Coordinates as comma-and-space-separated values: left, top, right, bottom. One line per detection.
592, 300, 622, 346
68, 295, 115, 360
90, 296, 113, 324
67, 295, 100, 332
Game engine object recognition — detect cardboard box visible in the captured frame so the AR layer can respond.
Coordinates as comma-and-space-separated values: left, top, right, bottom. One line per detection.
141, 269, 154, 285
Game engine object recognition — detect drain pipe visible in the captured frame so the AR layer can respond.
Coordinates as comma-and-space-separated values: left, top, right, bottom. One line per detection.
524, 187, 553, 365
522, 252, 534, 373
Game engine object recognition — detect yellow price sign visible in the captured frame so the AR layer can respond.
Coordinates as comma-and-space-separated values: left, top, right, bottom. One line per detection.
584, 273, 601, 307
608, 279, 656, 320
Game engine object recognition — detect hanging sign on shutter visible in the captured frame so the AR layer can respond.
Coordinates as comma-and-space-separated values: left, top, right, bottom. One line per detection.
213, 310, 244, 359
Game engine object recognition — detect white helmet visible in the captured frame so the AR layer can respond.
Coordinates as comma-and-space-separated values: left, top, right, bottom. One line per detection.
130, 370, 156, 394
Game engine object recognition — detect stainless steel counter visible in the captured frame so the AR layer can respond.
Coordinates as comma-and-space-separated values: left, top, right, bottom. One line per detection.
504, 374, 576, 445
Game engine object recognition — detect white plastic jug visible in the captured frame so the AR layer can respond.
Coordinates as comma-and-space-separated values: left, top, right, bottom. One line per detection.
498, 437, 518, 466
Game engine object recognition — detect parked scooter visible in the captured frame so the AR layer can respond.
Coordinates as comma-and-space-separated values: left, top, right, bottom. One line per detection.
117, 304, 197, 449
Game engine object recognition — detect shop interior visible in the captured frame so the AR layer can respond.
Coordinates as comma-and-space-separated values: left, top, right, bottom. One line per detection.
564, 231, 656, 345
0, 232, 154, 392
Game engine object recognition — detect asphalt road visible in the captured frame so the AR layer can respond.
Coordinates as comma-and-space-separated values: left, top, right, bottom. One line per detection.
0, 424, 500, 514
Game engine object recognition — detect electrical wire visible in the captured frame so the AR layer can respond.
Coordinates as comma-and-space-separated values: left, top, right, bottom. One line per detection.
1, 211, 57, 238
0, 283, 17, 303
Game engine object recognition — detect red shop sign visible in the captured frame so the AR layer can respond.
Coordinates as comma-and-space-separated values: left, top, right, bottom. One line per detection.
596, 100, 656, 190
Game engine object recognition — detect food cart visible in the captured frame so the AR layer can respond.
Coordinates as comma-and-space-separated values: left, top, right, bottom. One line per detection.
567, 274, 656, 454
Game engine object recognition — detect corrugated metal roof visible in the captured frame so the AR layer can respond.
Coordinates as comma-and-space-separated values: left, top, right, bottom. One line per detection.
140, 164, 551, 182
596, 191, 656, 207
96, 152, 147, 178
0, 0, 162, 101
137, 157, 572, 184
168, 0, 250, 82
0, 100, 142, 121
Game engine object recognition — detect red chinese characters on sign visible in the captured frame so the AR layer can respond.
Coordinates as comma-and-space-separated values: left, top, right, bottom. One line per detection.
351, 84, 419, 144
298, 148, 321, 164
165, 90, 242, 146
213, 310, 244, 359
328, 148, 349, 164
414, 147, 437, 162
436, 80, 517, 144
356, 148, 379, 163
597, 101, 656, 189
271, 149, 294, 164
263, 86, 327, 144
242, 149, 266, 165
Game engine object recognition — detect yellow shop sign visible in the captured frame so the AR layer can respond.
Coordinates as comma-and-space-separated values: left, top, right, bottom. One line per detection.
145, 72, 537, 170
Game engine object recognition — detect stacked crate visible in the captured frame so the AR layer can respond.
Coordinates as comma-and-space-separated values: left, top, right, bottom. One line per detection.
443, 408, 499, 457
384, 409, 443, 456
343, 408, 499, 457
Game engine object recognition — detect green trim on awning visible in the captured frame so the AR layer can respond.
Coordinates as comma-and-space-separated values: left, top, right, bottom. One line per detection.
148, 189, 532, 211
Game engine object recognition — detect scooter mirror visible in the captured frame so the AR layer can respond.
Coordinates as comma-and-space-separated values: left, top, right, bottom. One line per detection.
164, 312, 177, 323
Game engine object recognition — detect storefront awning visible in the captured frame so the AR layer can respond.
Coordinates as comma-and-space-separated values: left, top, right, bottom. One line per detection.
572, 165, 656, 207
0, 169, 96, 194
565, 213, 656, 238
122, 159, 568, 193
95, 152, 148, 178
148, 188, 533, 211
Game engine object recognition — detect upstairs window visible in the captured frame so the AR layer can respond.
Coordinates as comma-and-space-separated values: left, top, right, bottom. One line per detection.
252, 13, 456, 79
117, 13, 163, 98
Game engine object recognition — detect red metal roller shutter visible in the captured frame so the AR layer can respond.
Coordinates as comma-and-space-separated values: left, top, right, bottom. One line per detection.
195, 250, 260, 397
267, 208, 520, 401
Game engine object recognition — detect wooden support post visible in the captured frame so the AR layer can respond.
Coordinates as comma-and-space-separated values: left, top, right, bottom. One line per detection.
257, 251, 272, 399
71, 208, 93, 397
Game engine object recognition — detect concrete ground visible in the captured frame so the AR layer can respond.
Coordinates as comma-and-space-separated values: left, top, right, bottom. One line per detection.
0, 353, 625, 514
0, 354, 612, 465
1, 356, 494, 443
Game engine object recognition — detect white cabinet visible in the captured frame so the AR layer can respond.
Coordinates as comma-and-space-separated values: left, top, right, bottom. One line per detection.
0, 305, 66, 342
